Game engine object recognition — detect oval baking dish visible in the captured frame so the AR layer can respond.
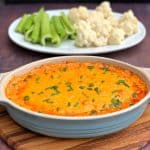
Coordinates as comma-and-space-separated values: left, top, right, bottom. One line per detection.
0, 56, 150, 138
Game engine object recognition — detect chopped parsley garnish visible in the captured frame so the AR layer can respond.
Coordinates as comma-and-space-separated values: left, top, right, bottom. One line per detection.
51, 85, 60, 96
23, 96, 30, 101
79, 86, 85, 89
45, 86, 51, 90
27, 75, 32, 78
111, 97, 122, 107
94, 87, 100, 94
23, 79, 27, 82
38, 91, 44, 95
89, 83, 94, 87
56, 107, 60, 111
101, 80, 105, 83
50, 75, 54, 79
74, 102, 79, 107
35, 77, 40, 82
80, 75, 83, 79
87, 87, 92, 91
12, 83, 17, 86
116, 80, 130, 88
90, 110, 97, 115
92, 99, 95, 103
67, 102, 71, 107
87, 66, 94, 70
65, 82, 73, 91
102, 66, 110, 74
112, 90, 118, 94
43, 99, 53, 103
62, 67, 67, 72
102, 104, 106, 109
132, 92, 138, 98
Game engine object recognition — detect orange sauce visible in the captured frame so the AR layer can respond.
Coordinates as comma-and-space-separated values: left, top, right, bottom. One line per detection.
6, 62, 147, 116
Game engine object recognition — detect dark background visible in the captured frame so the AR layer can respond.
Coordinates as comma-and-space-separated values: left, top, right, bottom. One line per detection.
4, 0, 150, 4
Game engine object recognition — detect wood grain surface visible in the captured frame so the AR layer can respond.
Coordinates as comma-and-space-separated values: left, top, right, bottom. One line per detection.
0, 3, 150, 150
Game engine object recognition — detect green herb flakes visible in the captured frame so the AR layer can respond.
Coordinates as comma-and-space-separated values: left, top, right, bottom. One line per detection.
23, 96, 30, 101
35, 77, 40, 82
65, 82, 73, 91
116, 80, 130, 88
79, 86, 85, 89
80, 75, 83, 79
87, 87, 92, 91
101, 80, 105, 83
67, 102, 71, 107
94, 87, 100, 94
111, 97, 122, 107
102, 66, 110, 74
92, 99, 95, 103
74, 102, 79, 107
87, 66, 94, 70
89, 83, 94, 87
62, 67, 67, 72
90, 110, 97, 115
43, 99, 54, 103
51, 85, 60, 96
132, 92, 138, 98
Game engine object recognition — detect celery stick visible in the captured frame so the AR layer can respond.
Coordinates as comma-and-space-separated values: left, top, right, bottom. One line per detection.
41, 12, 52, 46
60, 16, 76, 40
22, 14, 35, 34
61, 12, 75, 32
50, 17, 61, 45
15, 14, 29, 33
53, 16, 67, 40
60, 13, 76, 39
24, 25, 34, 42
31, 8, 44, 44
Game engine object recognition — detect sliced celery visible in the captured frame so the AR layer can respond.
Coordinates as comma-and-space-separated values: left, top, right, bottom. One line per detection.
15, 14, 29, 33
31, 8, 44, 44
22, 14, 35, 34
50, 17, 61, 45
24, 25, 34, 42
53, 16, 67, 40
41, 12, 52, 46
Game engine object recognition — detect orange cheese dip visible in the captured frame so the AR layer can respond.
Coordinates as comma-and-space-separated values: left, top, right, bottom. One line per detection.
6, 62, 147, 116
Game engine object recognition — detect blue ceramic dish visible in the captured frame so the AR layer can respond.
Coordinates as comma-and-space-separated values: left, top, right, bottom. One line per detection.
0, 56, 150, 138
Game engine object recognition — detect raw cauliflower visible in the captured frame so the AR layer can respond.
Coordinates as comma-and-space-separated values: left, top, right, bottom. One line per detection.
75, 20, 107, 47
108, 28, 125, 45
96, 1, 113, 18
119, 10, 138, 36
68, 6, 89, 24
69, 2, 139, 48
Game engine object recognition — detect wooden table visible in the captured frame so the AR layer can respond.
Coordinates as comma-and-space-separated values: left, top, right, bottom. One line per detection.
0, 3, 150, 150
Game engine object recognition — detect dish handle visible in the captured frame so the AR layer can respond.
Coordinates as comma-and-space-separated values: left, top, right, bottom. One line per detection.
0, 72, 10, 105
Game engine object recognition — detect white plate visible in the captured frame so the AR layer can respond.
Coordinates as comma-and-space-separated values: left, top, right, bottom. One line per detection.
8, 9, 146, 55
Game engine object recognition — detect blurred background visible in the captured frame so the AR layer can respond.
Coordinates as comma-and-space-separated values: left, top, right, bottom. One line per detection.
3, 0, 150, 3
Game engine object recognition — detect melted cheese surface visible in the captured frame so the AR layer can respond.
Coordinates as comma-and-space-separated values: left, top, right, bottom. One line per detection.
6, 62, 147, 116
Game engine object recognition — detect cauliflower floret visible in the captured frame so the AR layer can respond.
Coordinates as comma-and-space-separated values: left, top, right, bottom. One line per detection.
119, 10, 138, 36
75, 20, 108, 47
68, 6, 89, 24
94, 36, 108, 47
87, 11, 104, 29
107, 16, 118, 27
75, 20, 97, 47
93, 19, 112, 38
108, 28, 125, 45
96, 1, 113, 18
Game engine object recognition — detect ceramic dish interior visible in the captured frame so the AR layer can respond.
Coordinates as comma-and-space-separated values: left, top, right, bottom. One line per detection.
0, 56, 150, 138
